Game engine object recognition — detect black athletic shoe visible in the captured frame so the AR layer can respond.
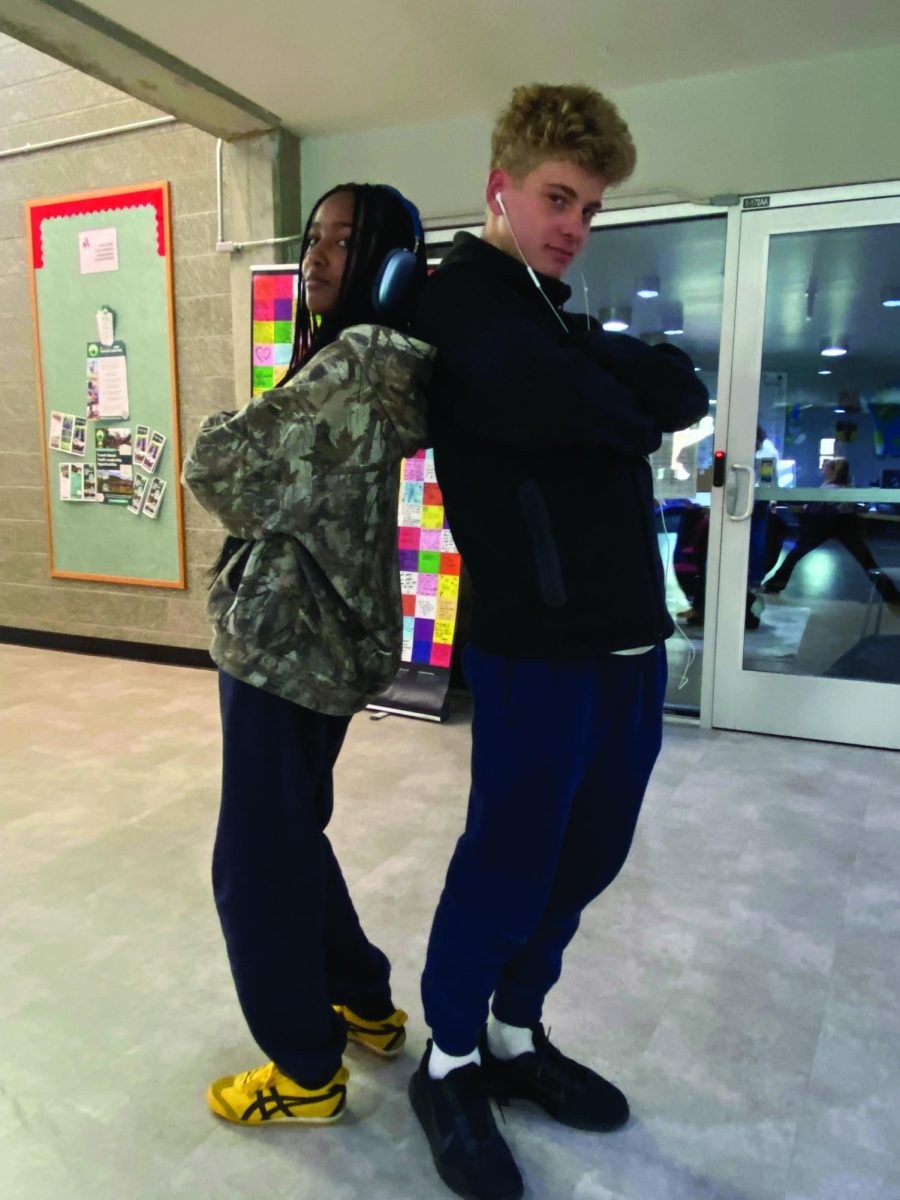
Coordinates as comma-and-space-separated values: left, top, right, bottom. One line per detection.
480, 1024, 630, 1132
409, 1043, 524, 1200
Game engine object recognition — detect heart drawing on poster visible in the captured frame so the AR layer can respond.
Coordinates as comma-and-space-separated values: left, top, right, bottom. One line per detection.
255, 346, 272, 363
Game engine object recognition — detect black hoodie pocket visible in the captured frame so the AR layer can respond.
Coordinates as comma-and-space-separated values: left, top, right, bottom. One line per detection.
517, 480, 567, 608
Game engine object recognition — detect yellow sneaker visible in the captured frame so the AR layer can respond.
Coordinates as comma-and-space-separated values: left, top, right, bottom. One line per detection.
334, 1005, 408, 1057
207, 1061, 348, 1125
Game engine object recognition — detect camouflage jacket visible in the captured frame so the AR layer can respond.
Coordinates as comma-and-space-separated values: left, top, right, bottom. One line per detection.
182, 325, 434, 715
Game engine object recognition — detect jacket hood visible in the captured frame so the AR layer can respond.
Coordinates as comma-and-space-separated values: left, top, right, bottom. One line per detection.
337, 324, 434, 455
441, 232, 572, 310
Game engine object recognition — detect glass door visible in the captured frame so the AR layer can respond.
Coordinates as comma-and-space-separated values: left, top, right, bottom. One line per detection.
712, 194, 900, 749
570, 206, 730, 715
426, 205, 733, 715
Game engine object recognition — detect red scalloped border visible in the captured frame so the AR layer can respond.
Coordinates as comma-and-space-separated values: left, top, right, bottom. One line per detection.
30, 187, 166, 268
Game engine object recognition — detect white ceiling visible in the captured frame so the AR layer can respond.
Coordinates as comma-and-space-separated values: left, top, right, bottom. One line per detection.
81, 0, 900, 136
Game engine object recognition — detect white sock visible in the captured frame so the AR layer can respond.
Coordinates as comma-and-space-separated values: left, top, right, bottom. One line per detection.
487, 1015, 535, 1060
428, 1042, 481, 1080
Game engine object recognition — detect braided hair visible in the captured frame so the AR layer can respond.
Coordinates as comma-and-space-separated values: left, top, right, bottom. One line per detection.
209, 183, 426, 584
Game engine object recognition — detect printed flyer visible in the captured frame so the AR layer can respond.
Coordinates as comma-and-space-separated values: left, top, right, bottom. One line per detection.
59, 462, 90, 501
48, 410, 63, 451
142, 476, 166, 519
142, 431, 166, 474
94, 425, 133, 503
86, 341, 129, 420
59, 413, 75, 454
128, 471, 149, 515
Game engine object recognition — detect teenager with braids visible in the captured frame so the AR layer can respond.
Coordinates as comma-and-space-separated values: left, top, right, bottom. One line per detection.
183, 183, 433, 1126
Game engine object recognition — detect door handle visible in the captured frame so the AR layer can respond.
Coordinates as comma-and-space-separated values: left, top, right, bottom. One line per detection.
726, 464, 755, 521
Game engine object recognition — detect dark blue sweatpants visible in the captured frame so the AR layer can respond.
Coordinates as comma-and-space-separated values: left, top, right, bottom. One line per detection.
214, 671, 394, 1086
422, 644, 667, 1055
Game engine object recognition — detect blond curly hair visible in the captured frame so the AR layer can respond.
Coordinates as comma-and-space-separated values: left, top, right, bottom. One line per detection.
491, 83, 636, 185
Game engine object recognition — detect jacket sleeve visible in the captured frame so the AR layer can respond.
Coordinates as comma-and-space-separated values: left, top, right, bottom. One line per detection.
181, 340, 358, 539
573, 330, 710, 433
415, 267, 662, 456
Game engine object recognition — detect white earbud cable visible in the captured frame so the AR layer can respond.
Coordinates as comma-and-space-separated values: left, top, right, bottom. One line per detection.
497, 193, 569, 333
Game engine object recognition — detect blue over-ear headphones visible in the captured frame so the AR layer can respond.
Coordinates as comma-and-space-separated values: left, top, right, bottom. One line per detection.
372, 185, 423, 321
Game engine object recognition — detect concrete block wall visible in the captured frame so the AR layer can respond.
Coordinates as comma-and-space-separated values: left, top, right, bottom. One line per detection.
0, 34, 234, 651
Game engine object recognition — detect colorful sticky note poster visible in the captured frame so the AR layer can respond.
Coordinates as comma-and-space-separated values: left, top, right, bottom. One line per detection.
421, 505, 444, 530
251, 269, 299, 395
395, 449, 461, 672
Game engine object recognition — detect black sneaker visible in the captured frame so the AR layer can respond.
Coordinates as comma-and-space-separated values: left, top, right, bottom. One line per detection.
480, 1024, 629, 1132
409, 1042, 524, 1200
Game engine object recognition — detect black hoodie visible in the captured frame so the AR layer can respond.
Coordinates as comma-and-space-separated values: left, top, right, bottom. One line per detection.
413, 232, 709, 659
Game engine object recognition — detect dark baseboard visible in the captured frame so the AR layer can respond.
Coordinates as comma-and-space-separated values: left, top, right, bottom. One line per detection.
0, 626, 215, 670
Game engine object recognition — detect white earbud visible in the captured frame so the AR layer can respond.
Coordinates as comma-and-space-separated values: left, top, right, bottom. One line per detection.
495, 189, 568, 333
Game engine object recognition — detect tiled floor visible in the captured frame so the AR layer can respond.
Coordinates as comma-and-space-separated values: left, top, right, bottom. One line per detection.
1, 644, 898, 1200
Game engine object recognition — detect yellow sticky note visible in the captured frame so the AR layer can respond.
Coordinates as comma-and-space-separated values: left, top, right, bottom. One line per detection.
438, 575, 459, 599
422, 505, 444, 530
253, 321, 275, 344
434, 621, 455, 644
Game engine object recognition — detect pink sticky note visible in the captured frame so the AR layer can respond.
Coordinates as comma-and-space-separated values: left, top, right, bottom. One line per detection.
431, 643, 453, 668
420, 528, 442, 551
398, 527, 420, 550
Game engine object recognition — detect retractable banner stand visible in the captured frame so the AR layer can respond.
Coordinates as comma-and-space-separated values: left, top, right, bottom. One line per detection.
367, 449, 462, 723
249, 269, 462, 720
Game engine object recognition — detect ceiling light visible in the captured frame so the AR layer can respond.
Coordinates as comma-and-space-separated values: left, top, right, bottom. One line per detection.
818, 369, 832, 376
882, 286, 900, 308
600, 305, 631, 332
834, 407, 846, 414
636, 274, 660, 299
820, 338, 848, 358
662, 302, 683, 335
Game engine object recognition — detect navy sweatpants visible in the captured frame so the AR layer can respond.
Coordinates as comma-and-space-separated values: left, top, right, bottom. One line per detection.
422, 644, 667, 1055
214, 671, 393, 1085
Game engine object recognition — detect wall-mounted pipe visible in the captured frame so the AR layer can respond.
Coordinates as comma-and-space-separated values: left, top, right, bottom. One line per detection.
215, 137, 304, 254
0, 115, 177, 159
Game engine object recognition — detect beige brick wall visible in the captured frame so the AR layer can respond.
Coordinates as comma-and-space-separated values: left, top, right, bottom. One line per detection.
0, 34, 233, 651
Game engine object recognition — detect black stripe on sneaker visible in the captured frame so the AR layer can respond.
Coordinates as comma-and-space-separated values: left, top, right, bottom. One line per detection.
242, 1085, 343, 1121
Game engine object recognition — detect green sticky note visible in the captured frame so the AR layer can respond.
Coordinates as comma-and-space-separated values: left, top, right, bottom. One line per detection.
253, 366, 274, 390
419, 551, 441, 573
274, 321, 293, 344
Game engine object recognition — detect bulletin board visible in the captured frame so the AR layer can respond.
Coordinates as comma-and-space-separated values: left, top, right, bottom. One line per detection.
27, 182, 185, 587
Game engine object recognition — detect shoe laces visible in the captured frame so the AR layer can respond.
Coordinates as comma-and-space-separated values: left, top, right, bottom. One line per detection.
235, 1062, 278, 1090
534, 1025, 590, 1088
446, 1065, 500, 1146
